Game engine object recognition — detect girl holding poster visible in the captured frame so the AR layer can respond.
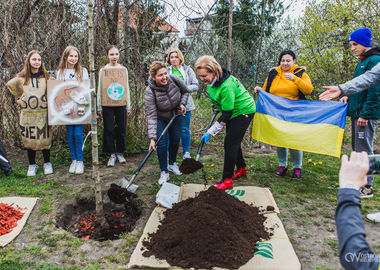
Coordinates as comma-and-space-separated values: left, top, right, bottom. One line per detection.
97, 45, 131, 167
57, 46, 89, 174
6, 50, 53, 177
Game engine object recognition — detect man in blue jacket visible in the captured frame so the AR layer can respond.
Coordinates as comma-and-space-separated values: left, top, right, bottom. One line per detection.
336, 151, 379, 270
338, 28, 380, 198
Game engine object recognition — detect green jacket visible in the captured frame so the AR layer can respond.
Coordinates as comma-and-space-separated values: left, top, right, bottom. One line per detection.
207, 70, 256, 123
347, 47, 380, 119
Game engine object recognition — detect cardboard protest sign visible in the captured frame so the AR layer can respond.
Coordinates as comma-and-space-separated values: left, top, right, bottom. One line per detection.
47, 80, 91, 125
128, 184, 301, 270
101, 68, 129, 106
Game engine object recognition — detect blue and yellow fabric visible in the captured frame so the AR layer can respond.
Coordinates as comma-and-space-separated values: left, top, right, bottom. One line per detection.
252, 90, 348, 158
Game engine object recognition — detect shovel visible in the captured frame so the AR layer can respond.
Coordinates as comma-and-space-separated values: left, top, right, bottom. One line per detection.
179, 109, 219, 174
112, 113, 182, 197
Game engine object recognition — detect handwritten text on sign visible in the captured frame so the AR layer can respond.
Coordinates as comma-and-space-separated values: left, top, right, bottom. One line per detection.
101, 67, 129, 106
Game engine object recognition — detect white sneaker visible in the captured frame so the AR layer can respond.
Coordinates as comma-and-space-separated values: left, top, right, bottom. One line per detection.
75, 161, 84, 174
168, 162, 182, 175
183, 152, 191, 160
367, 211, 380, 222
107, 155, 117, 167
69, 160, 77, 173
44, 162, 53, 175
116, 153, 126, 164
158, 171, 170, 184
27, 164, 38, 177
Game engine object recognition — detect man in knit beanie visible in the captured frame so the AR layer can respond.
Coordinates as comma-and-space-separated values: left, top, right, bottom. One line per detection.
339, 27, 380, 200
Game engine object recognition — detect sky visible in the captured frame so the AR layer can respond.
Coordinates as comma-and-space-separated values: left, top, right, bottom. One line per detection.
162, 0, 309, 37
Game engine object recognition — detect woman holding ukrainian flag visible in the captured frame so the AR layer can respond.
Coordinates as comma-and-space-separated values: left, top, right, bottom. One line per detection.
195, 55, 256, 190
254, 50, 314, 180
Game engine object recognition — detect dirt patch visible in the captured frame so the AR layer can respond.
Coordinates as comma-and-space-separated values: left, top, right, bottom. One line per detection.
142, 186, 272, 269
56, 197, 142, 241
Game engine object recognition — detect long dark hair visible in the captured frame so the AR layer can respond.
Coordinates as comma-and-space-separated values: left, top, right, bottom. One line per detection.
278, 50, 296, 66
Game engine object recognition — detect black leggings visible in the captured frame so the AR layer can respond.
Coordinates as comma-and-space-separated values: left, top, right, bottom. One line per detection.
223, 113, 254, 179
27, 149, 50, 165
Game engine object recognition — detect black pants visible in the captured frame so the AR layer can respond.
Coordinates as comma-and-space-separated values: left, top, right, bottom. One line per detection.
0, 138, 12, 173
223, 113, 254, 179
102, 106, 127, 154
27, 149, 50, 165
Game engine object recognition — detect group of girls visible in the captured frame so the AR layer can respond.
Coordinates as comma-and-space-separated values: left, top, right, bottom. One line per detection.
6, 45, 129, 176
6, 45, 312, 187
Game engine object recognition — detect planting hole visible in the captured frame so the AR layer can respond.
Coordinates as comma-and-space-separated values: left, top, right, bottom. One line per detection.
57, 197, 142, 241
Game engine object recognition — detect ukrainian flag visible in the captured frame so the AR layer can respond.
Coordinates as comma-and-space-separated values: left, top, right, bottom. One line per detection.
252, 90, 348, 158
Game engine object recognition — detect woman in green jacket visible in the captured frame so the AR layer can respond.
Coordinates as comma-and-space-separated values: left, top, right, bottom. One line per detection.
195, 55, 256, 189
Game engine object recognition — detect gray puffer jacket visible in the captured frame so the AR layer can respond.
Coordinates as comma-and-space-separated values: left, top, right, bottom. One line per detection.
145, 75, 189, 140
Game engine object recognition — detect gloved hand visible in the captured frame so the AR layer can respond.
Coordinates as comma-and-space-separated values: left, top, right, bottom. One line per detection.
201, 132, 211, 144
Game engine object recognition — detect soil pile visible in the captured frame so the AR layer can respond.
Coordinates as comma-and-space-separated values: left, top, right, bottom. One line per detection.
142, 186, 272, 269
179, 158, 204, 174
57, 197, 142, 241
108, 183, 137, 204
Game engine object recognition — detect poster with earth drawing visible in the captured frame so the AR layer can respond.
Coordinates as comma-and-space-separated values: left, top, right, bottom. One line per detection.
101, 67, 129, 106
47, 80, 92, 125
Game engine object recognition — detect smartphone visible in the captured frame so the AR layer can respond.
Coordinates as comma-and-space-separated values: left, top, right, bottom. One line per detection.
368, 155, 380, 175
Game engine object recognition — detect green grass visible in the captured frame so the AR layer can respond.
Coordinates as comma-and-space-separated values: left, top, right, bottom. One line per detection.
1, 139, 380, 269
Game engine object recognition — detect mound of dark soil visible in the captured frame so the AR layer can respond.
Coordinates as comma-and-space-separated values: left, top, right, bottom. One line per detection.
108, 183, 137, 204
57, 197, 142, 241
142, 186, 272, 269
179, 158, 204, 174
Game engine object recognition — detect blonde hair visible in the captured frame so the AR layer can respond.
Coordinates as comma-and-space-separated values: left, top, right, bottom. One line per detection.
18, 50, 49, 85
166, 49, 184, 66
57, 46, 84, 81
194, 55, 223, 80
149, 61, 167, 78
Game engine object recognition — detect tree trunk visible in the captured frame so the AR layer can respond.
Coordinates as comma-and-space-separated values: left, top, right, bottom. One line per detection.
123, 0, 131, 64
87, 0, 104, 222
227, 0, 233, 71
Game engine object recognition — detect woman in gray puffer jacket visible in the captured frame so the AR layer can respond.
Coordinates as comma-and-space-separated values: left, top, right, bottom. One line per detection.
145, 61, 189, 184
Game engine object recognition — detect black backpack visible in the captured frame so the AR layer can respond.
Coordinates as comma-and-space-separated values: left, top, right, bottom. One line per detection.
265, 67, 307, 100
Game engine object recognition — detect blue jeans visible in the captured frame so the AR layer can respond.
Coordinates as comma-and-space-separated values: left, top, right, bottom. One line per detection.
66, 125, 84, 161
181, 111, 191, 154
156, 117, 182, 172
276, 147, 302, 169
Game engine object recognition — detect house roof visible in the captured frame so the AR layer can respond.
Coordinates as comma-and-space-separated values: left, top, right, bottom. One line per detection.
117, 6, 179, 33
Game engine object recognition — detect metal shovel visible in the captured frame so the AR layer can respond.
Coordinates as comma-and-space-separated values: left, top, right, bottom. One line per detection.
195, 109, 219, 161
116, 113, 182, 193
